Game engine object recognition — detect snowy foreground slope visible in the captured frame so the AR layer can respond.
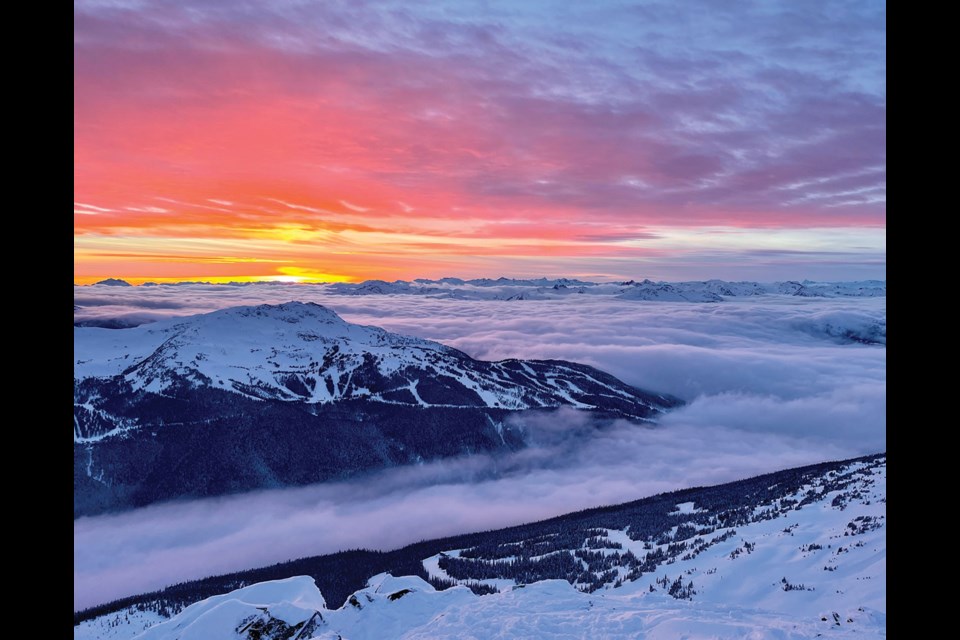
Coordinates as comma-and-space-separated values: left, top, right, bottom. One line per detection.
76, 455, 885, 639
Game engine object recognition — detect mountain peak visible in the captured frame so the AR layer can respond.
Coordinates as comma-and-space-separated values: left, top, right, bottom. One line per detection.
231, 301, 347, 323
92, 278, 132, 286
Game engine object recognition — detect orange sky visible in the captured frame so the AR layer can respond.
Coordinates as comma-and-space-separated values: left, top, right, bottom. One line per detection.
74, 1, 885, 284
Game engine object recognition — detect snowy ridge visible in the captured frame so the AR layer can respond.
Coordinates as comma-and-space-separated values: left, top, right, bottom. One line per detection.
420, 457, 885, 601
76, 455, 886, 639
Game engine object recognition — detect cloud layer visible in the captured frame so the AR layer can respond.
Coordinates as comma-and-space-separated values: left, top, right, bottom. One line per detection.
74, 286, 885, 609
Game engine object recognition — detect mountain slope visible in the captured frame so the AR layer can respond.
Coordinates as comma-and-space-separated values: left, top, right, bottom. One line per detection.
74, 303, 680, 516
75, 454, 886, 639
75, 302, 675, 413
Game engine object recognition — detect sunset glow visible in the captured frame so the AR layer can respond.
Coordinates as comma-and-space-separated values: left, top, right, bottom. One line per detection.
75, 1, 885, 283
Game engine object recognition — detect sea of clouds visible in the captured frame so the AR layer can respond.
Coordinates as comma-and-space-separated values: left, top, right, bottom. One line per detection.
74, 283, 885, 610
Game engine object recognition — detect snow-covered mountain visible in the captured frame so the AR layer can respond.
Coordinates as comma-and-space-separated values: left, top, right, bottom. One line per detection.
76, 454, 886, 639
76, 302, 674, 411
616, 280, 723, 302
74, 302, 680, 516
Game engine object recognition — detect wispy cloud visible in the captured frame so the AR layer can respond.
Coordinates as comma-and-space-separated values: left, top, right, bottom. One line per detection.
339, 200, 370, 213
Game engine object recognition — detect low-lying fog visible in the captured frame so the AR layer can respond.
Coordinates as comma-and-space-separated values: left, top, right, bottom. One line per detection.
74, 284, 885, 610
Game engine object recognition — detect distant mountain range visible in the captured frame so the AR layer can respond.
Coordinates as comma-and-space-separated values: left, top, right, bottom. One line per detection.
75, 453, 886, 639
81, 277, 886, 301
330, 278, 886, 301
91, 278, 133, 287
74, 302, 680, 517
